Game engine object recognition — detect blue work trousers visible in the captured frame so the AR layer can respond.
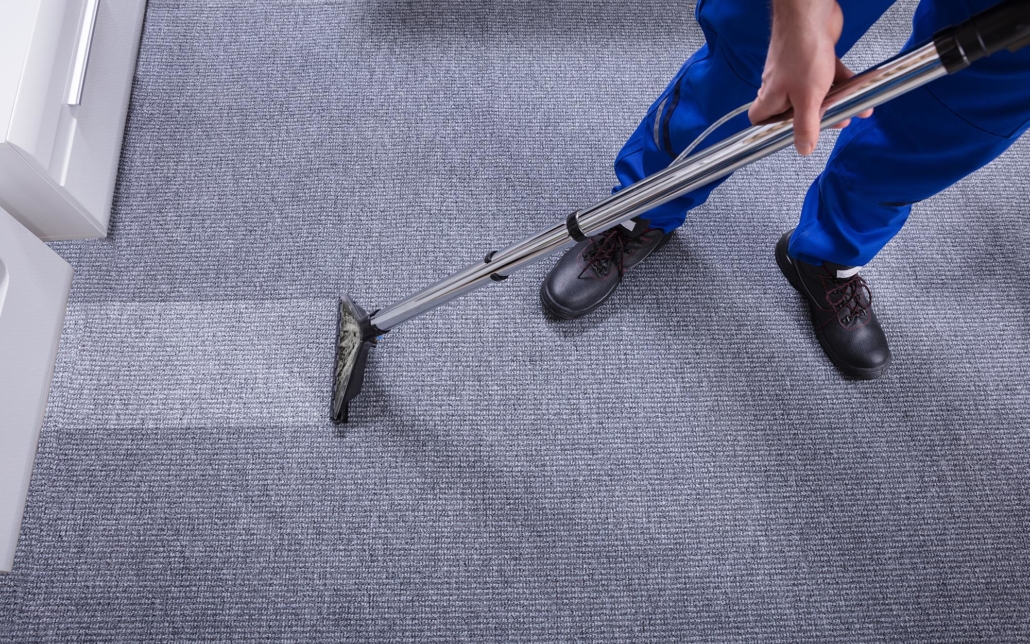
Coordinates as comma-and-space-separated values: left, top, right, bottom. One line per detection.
615, 0, 1030, 267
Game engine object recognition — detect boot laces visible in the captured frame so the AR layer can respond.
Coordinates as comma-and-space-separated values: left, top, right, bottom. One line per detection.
821, 273, 872, 326
579, 227, 651, 278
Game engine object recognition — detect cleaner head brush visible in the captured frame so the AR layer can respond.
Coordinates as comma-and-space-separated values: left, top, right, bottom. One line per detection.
331, 295, 377, 424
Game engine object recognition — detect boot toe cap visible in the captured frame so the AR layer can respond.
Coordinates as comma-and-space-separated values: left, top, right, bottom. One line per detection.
540, 250, 620, 320
540, 273, 618, 320
829, 325, 892, 379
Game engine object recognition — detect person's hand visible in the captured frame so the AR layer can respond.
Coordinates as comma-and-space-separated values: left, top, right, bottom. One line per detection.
747, 0, 872, 156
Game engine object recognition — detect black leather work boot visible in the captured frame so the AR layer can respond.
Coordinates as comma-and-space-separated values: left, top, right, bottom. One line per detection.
776, 230, 891, 379
540, 219, 672, 320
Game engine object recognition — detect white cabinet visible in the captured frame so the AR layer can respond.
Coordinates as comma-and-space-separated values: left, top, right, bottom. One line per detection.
0, 206, 72, 573
0, 0, 146, 240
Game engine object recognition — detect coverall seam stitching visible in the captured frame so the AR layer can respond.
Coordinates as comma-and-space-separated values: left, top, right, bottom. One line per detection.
924, 85, 1017, 139
710, 42, 761, 90
822, 118, 876, 200
828, 155, 903, 204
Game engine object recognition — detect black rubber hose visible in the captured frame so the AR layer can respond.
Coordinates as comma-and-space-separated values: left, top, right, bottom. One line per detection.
934, 0, 1030, 74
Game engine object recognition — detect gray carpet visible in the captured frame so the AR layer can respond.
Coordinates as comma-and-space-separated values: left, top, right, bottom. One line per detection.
3, 0, 1030, 641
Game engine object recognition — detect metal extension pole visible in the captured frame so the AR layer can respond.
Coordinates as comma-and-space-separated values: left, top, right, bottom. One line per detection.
330, 0, 1029, 424
370, 0, 1030, 335
368, 42, 946, 333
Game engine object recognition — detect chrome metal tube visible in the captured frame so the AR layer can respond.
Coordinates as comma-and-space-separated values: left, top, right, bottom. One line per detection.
370, 42, 946, 333
370, 221, 575, 332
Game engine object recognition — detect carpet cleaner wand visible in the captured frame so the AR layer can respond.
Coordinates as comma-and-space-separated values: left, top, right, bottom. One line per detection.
332, 0, 1030, 424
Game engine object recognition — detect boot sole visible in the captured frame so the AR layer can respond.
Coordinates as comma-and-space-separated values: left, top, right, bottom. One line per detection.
775, 235, 890, 381
540, 231, 673, 321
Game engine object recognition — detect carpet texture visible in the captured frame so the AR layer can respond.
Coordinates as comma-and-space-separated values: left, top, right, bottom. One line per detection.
3, 0, 1030, 641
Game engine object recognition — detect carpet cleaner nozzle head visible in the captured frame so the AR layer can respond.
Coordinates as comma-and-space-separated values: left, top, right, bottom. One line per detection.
331, 295, 376, 424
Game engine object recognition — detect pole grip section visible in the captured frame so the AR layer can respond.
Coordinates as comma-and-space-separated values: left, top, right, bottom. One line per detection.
934, 0, 1030, 73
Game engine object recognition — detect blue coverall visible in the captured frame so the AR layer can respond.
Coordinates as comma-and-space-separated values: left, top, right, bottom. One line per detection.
615, 0, 1030, 268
